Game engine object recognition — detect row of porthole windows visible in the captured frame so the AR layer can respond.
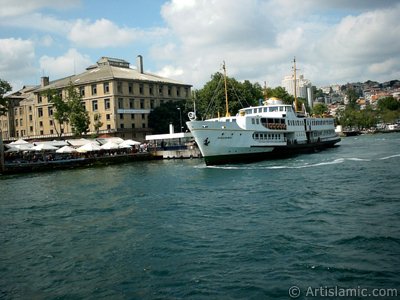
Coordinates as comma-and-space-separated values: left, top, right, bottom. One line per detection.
252, 132, 283, 140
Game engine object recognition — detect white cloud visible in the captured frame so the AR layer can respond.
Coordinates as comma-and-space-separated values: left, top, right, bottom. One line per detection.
0, 12, 72, 35
156, 65, 184, 78
0, 0, 80, 17
68, 18, 141, 48
39, 49, 92, 79
155, 0, 400, 88
0, 38, 36, 89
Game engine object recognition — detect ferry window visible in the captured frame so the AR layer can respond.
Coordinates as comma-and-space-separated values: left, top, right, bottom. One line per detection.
252, 119, 255, 124
232, 118, 236, 122
270, 106, 278, 112
253, 108, 257, 113
279, 107, 284, 111
258, 108, 262, 113
246, 109, 252, 114
256, 119, 259, 124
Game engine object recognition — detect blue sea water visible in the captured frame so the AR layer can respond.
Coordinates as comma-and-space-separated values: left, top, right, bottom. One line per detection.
1, 133, 400, 299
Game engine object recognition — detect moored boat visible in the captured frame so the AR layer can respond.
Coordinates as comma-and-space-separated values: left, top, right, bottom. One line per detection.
186, 60, 341, 165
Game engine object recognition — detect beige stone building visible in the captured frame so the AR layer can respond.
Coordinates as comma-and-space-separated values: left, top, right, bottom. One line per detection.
0, 56, 192, 141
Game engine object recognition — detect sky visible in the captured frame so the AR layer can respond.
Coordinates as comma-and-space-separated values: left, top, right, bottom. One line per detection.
1, 0, 400, 92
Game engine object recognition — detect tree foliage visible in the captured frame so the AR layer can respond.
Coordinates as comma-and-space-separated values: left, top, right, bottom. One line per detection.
66, 83, 90, 136
194, 72, 263, 119
44, 82, 90, 137
45, 89, 70, 136
312, 103, 328, 116
148, 100, 188, 134
377, 96, 400, 111
346, 88, 360, 110
0, 79, 12, 116
93, 113, 103, 134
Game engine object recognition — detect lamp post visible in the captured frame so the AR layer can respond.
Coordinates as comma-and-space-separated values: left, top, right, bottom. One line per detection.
177, 107, 183, 132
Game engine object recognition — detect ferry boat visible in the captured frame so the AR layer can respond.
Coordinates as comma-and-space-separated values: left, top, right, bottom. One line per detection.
186, 61, 341, 165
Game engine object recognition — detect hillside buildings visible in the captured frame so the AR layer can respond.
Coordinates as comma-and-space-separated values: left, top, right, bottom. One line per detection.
0, 56, 192, 141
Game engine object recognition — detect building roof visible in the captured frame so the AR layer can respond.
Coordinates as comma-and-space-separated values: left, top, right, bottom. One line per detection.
36, 57, 191, 92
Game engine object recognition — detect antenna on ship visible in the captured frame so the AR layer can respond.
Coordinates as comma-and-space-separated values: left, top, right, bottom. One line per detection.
292, 57, 299, 113
222, 61, 230, 117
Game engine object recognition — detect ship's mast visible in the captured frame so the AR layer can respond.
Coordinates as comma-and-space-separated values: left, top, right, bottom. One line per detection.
293, 57, 298, 112
223, 61, 230, 117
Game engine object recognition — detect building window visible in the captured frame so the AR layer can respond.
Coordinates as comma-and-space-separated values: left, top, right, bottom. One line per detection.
142, 123, 146, 128
104, 98, 110, 110
48, 107, 53, 116
128, 83, 133, 94
131, 114, 134, 119
117, 81, 123, 93
40, 130, 44, 135
15, 119, 18, 126
91, 84, 97, 95
119, 113, 123, 119
118, 98, 124, 109
50, 129, 53, 135
149, 85, 154, 95
140, 99, 144, 109
29, 115, 32, 121
106, 114, 110, 120
139, 84, 144, 95
168, 86, 172, 96
142, 113, 145, 120
49, 120, 53, 126
132, 123, 135, 128
185, 87, 189, 97
92, 100, 98, 111
39, 121, 43, 127
38, 107, 43, 117
150, 99, 155, 109
104, 82, 110, 94
159, 85, 163, 95
30, 126, 33, 132
177, 87, 180, 97
80, 86, 85, 96
107, 124, 111, 130
129, 98, 134, 109
120, 124, 124, 129
38, 95, 42, 103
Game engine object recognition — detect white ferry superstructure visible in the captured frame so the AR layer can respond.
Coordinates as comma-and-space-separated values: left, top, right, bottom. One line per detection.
186, 98, 341, 165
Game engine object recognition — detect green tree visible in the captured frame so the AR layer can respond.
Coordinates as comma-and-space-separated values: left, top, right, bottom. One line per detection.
195, 72, 263, 119
93, 113, 103, 134
377, 96, 400, 111
0, 79, 12, 116
66, 83, 90, 136
45, 88, 70, 137
148, 100, 187, 134
357, 106, 378, 129
337, 107, 358, 128
346, 88, 360, 110
312, 103, 328, 116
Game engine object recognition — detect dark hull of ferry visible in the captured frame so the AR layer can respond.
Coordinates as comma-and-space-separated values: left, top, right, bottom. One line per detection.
203, 138, 341, 166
